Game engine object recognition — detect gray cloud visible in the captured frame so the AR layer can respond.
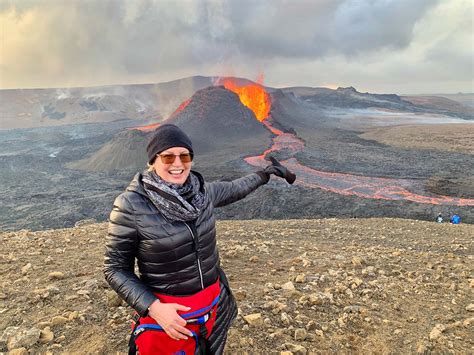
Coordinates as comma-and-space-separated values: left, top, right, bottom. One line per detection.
0, 0, 472, 93
226, 0, 436, 58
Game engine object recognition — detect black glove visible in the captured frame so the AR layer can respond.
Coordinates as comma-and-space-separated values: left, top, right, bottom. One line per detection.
261, 157, 296, 184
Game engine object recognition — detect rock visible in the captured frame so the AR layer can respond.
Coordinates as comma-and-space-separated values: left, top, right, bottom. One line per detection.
352, 256, 364, 266
294, 328, 307, 341
271, 301, 287, 314
281, 281, 295, 291
416, 342, 429, 354
269, 329, 284, 340
39, 327, 54, 343
0, 327, 19, 348
68, 311, 79, 321
463, 317, 474, 327
466, 304, 474, 312
315, 329, 324, 338
48, 272, 65, 280
46, 285, 60, 295
37, 321, 51, 328
294, 314, 309, 323
51, 316, 68, 326
351, 277, 363, 289
82, 279, 98, 292
233, 289, 247, 301
308, 293, 323, 305
243, 313, 263, 327
249, 256, 258, 262
344, 305, 363, 313
295, 274, 306, 283
6, 327, 41, 350
283, 343, 307, 354
237, 337, 247, 346
298, 295, 309, 306
429, 324, 446, 341
8, 348, 28, 355
21, 263, 32, 275
362, 266, 376, 276
106, 290, 122, 307
281, 312, 291, 325
306, 320, 317, 331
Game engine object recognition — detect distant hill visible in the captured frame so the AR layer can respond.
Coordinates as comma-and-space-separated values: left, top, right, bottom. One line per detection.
402, 95, 474, 116
0, 76, 214, 130
66, 129, 149, 172
3, 78, 473, 131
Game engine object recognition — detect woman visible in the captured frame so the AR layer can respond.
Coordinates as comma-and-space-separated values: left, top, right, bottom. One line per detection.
104, 124, 294, 354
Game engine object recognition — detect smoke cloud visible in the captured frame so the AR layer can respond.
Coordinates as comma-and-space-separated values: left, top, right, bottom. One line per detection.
0, 0, 472, 93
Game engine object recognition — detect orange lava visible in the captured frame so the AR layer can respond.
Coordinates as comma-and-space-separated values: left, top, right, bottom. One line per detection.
128, 122, 160, 132
221, 77, 271, 121
173, 98, 191, 116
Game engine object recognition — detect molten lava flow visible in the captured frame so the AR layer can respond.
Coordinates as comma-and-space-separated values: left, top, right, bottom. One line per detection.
173, 98, 191, 115
221, 78, 271, 121
129, 122, 161, 132
245, 115, 474, 207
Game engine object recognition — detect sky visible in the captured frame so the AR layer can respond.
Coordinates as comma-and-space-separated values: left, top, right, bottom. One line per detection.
0, 0, 473, 94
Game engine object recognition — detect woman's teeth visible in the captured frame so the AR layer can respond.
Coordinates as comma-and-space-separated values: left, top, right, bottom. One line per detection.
169, 170, 184, 175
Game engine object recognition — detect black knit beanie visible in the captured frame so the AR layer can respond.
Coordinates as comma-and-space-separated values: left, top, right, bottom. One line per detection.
146, 124, 193, 164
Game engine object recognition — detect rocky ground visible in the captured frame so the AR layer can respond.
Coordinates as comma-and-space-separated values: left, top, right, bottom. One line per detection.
1, 218, 473, 354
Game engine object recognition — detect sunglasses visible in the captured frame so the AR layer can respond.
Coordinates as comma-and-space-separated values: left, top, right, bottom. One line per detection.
156, 152, 193, 164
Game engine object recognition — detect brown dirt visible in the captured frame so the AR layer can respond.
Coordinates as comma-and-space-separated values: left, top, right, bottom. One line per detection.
359, 123, 474, 155
1, 218, 473, 354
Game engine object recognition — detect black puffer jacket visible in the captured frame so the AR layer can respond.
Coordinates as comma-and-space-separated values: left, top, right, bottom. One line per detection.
104, 170, 267, 316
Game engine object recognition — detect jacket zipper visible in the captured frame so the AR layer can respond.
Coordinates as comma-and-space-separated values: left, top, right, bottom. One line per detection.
184, 223, 205, 290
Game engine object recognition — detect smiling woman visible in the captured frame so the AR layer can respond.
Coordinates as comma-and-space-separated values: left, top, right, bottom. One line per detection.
104, 123, 296, 354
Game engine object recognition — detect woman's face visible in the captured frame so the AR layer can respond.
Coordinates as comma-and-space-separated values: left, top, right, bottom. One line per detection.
152, 147, 192, 185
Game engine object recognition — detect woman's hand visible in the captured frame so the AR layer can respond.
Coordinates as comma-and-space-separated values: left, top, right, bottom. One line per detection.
264, 157, 296, 184
147, 300, 194, 340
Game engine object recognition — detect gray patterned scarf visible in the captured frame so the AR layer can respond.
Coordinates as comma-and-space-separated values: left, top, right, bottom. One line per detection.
142, 170, 205, 222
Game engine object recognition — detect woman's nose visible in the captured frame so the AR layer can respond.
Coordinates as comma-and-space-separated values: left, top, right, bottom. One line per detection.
171, 156, 185, 165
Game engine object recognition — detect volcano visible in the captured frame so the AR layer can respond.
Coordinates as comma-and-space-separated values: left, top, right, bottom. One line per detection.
70, 86, 272, 172
165, 86, 270, 152
67, 129, 149, 172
